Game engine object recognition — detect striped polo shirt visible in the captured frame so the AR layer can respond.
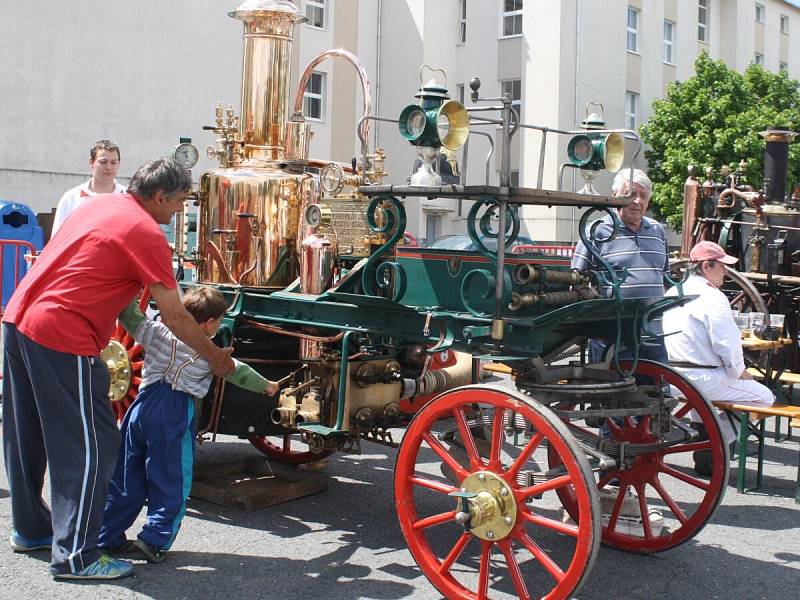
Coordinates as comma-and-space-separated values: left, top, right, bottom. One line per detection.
136, 319, 239, 398
571, 213, 669, 301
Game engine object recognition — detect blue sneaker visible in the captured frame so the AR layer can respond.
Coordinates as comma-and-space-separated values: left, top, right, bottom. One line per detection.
9, 530, 52, 552
53, 554, 134, 580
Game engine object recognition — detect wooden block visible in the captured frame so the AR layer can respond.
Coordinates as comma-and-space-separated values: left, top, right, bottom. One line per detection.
191, 456, 328, 512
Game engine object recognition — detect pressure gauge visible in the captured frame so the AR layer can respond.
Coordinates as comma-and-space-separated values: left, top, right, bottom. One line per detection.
304, 203, 332, 228
305, 204, 323, 227
320, 163, 345, 196
173, 141, 199, 169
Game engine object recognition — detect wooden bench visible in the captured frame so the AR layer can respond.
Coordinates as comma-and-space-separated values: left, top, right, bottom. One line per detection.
712, 401, 800, 502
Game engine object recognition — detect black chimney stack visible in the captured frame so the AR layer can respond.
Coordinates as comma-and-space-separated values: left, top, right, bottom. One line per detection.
759, 129, 797, 202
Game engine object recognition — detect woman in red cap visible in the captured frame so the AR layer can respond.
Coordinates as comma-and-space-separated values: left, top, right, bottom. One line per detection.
662, 241, 774, 475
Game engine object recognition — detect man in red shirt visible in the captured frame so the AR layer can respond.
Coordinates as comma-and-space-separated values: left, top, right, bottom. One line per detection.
2, 158, 235, 580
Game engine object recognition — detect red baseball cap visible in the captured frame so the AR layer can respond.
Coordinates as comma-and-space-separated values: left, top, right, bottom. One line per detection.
689, 241, 738, 264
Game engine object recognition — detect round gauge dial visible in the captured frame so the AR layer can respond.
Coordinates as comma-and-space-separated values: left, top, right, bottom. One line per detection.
320, 163, 345, 196
173, 142, 199, 169
305, 204, 323, 227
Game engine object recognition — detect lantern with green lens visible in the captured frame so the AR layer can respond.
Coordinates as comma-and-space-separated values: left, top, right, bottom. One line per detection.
566, 112, 624, 173
398, 80, 469, 151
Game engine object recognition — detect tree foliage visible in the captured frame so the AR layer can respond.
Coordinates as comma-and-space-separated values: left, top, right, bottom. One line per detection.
640, 52, 800, 229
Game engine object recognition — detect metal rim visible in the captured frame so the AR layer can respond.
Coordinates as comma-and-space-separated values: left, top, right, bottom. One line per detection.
394, 384, 600, 600
248, 434, 332, 465
550, 360, 728, 554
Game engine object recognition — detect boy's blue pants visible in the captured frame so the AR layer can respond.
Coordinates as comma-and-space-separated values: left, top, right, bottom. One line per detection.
99, 381, 195, 551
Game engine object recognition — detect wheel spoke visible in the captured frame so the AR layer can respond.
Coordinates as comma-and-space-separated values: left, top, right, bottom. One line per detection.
421, 431, 470, 482
650, 475, 688, 525
635, 484, 654, 539
605, 484, 629, 532
516, 532, 565, 582
282, 434, 291, 453
488, 407, 505, 471
522, 510, 579, 538
675, 404, 691, 419
410, 476, 458, 495
662, 440, 711, 455
454, 407, 484, 471
517, 473, 572, 500
412, 509, 457, 531
477, 541, 492, 599
438, 533, 471, 574
505, 432, 544, 483
498, 540, 531, 600
660, 464, 710, 490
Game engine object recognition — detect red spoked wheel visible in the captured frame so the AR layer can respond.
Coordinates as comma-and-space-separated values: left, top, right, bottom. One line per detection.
395, 384, 600, 600
550, 359, 728, 554
108, 291, 150, 423
248, 433, 332, 465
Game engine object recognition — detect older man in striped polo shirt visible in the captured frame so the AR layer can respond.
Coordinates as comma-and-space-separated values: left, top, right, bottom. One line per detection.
571, 168, 670, 364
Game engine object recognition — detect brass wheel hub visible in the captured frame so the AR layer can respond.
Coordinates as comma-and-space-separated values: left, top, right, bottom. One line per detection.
458, 470, 517, 541
101, 340, 132, 402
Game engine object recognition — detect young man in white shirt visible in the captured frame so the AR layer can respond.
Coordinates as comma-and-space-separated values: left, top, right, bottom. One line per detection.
51, 140, 126, 237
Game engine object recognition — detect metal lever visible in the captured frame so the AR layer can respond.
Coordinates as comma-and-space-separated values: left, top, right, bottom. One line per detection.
448, 490, 477, 532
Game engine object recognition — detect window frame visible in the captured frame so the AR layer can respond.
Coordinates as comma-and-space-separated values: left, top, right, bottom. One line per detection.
625, 91, 638, 131
305, 0, 326, 30
663, 19, 675, 64
780, 14, 789, 34
627, 6, 639, 53
456, 83, 465, 105
779, 61, 788, 73
458, 0, 467, 44
754, 52, 764, 66
303, 71, 326, 121
500, 0, 523, 39
698, 0, 709, 43
500, 78, 522, 108
755, 3, 765, 24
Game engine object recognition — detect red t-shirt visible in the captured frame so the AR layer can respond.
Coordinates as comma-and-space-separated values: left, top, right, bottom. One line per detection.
3, 193, 177, 356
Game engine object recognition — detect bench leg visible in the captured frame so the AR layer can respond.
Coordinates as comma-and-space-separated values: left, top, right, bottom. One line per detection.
796, 450, 800, 504
736, 412, 749, 494
755, 419, 766, 490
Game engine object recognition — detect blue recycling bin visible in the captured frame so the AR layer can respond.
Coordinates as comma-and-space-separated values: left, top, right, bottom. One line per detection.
0, 200, 44, 307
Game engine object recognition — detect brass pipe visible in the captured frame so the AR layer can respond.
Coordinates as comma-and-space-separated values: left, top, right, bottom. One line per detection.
293, 49, 372, 145
718, 188, 758, 209
242, 318, 345, 343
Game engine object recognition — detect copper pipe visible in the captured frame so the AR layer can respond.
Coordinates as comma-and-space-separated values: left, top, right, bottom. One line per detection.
293, 49, 372, 143
243, 318, 345, 343
236, 357, 305, 365
718, 188, 758, 209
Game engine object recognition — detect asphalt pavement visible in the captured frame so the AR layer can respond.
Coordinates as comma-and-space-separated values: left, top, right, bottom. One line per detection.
1, 417, 799, 600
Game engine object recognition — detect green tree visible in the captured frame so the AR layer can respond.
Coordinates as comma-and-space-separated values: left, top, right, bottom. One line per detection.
640, 52, 800, 229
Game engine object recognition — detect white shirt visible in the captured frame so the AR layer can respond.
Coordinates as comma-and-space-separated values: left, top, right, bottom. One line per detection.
51, 179, 126, 237
662, 273, 745, 378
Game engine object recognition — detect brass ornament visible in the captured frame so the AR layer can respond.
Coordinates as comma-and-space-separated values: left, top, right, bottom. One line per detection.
101, 340, 132, 402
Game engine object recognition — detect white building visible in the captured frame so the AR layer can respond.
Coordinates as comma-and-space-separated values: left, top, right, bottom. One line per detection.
1, 0, 798, 243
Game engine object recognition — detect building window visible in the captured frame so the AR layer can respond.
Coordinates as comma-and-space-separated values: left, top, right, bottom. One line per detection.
459, 0, 467, 44
781, 14, 789, 34
305, 0, 325, 29
502, 0, 523, 38
754, 52, 764, 66
500, 79, 522, 107
755, 3, 765, 24
456, 83, 465, 105
627, 7, 639, 52
663, 20, 675, 64
425, 214, 442, 246
698, 0, 709, 42
625, 91, 638, 130
303, 71, 326, 120
780, 61, 788, 73
510, 171, 520, 186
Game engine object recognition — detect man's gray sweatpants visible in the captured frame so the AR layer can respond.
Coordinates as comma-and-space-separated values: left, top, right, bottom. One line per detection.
2, 323, 120, 575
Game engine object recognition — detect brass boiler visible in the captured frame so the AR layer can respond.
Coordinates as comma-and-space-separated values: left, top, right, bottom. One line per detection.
197, 0, 316, 287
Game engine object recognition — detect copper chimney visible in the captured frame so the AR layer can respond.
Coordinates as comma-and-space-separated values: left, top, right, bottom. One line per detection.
229, 0, 306, 164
